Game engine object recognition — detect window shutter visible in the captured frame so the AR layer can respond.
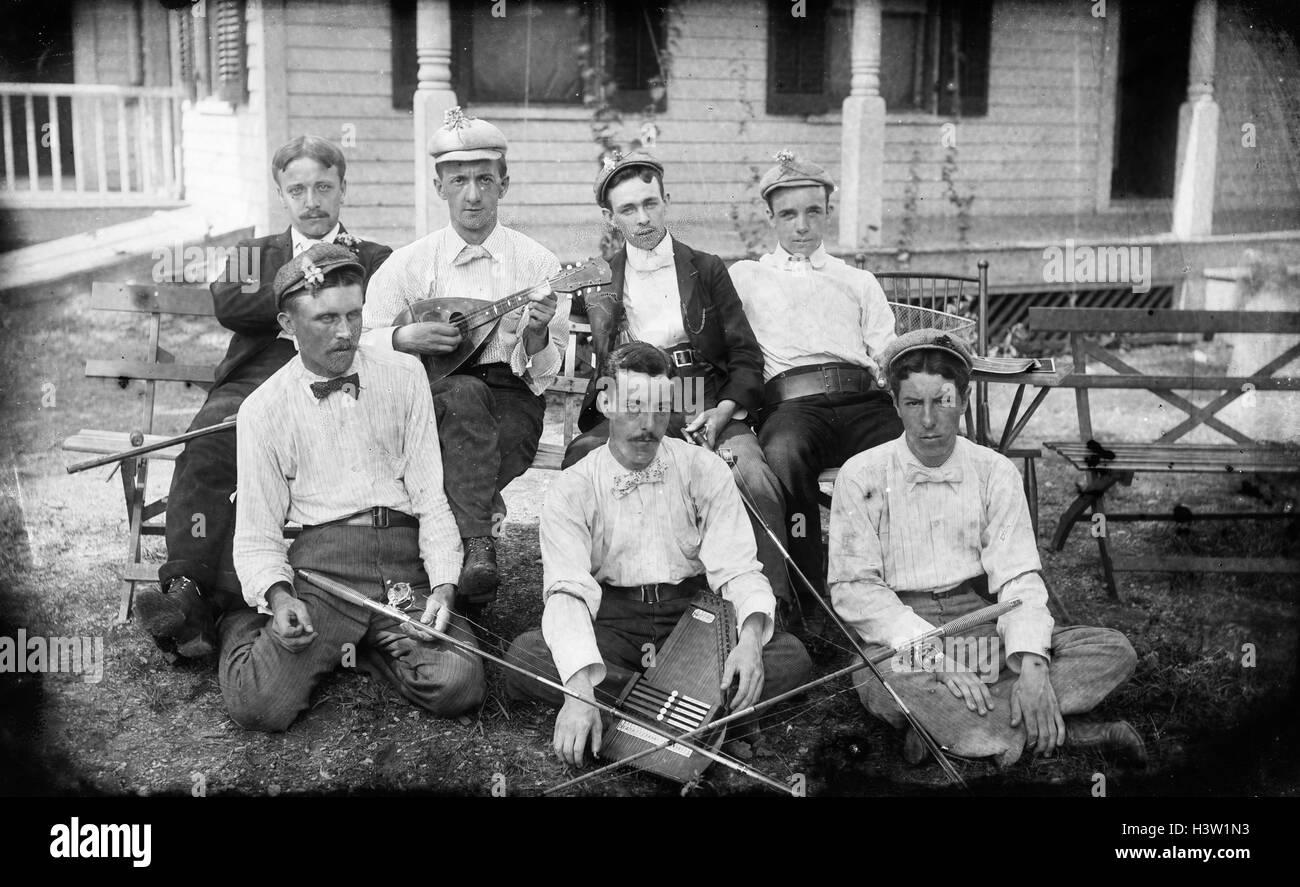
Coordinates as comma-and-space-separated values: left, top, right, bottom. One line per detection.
767, 0, 831, 115
214, 0, 247, 106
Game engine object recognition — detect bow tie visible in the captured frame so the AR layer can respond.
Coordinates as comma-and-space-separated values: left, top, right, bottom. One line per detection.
612, 459, 667, 498
453, 244, 492, 266
310, 373, 361, 400
904, 464, 962, 486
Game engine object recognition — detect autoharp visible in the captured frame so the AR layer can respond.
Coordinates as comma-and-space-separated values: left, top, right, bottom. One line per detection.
600, 591, 737, 784
391, 257, 611, 383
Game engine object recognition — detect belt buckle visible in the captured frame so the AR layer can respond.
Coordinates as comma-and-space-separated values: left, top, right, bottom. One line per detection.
640, 583, 661, 604
372, 506, 390, 529
821, 365, 841, 393
670, 348, 693, 368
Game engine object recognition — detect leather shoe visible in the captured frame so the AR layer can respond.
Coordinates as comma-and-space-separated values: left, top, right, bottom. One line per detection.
133, 577, 218, 659
1064, 719, 1147, 765
457, 537, 499, 607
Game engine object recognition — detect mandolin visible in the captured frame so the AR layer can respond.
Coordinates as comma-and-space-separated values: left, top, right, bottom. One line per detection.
392, 257, 611, 383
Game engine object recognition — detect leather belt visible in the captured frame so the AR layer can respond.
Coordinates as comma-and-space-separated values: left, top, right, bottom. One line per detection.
305, 507, 419, 531
764, 362, 879, 403
602, 576, 706, 604
897, 577, 993, 601
665, 342, 700, 369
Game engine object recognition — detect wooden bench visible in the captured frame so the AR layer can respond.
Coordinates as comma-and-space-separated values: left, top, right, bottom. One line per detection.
62, 281, 595, 622
1029, 306, 1300, 597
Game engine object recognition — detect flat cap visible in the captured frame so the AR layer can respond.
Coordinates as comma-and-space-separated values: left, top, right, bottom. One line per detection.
428, 106, 508, 163
274, 242, 365, 309
594, 150, 665, 206
758, 150, 836, 200
878, 327, 974, 378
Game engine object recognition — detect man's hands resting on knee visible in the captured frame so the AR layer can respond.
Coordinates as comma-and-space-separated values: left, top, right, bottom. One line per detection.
1011, 653, 1065, 756
268, 584, 316, 653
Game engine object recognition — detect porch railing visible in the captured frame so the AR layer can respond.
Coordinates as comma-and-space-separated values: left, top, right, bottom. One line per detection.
0, 83, 184, 201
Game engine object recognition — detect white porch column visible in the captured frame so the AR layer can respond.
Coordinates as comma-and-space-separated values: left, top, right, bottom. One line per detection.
414, 0, 456, 237
838, 0, 886, 250
1171, 0, 1219, 239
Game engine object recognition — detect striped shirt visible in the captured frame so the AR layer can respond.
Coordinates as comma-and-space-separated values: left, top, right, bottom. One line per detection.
234, 346, 463, 612
539, 437, 776, 686
827, 436, 1053, 665
360, 223, 567, 395
728, 244, 895, 382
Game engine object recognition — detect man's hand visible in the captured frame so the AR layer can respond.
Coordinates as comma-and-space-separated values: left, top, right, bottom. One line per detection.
522, 288, 558, 355
268, 585, 316, 653
554, 669, 602, 767
721, 617, 765, 712
408, 583, 455, 637
684, 400, 737, 450
393, 321, 463, 355
936, 665, 995, 716
1010, 653, 1065, 756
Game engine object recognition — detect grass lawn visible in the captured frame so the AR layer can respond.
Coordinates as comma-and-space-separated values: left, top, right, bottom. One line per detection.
1, 271, 1297, 797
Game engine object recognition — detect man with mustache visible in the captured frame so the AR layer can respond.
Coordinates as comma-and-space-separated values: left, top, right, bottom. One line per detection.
565, 152, 795, 625
829, 329, 1143, 766
504, 342, 811, 766
221, 243, 484, 731
362, 109, 566, 615
135, 136, 391, 660
728, 151, 902, 617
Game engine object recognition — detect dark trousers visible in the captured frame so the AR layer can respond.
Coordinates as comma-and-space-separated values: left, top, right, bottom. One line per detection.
161, 339, 298, 600
431, 363, 545, 539
758, 390, 903, 594
503, 595, 812, 709
218, 524, 486, 732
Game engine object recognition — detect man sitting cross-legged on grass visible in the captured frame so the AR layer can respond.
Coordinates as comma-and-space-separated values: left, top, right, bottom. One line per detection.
828, 329, 1144, 767
221, 243, 484, 731
504, 342, 811, 766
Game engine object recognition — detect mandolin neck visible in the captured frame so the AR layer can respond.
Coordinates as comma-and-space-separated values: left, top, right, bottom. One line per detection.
461, 282, 551, 332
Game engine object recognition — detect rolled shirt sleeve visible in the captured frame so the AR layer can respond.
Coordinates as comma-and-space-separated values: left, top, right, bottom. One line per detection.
539, 473, 607, 686
981, 460, 1055, 670
233, 406, 295, 614
827, 460, 935, 650
693, 454, 775, 646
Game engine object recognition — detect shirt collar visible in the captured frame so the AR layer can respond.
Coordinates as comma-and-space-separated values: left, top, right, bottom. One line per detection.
445, 223, 505, 264
765, 242, 829, 271
625, 232, 675, 273
291, 222, 341, 255
895, 435, 965, 475
292, 347, 364, 399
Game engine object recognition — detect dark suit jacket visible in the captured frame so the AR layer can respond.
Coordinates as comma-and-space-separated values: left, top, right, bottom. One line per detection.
579, 238, 764, 432
211, 225, 391, 386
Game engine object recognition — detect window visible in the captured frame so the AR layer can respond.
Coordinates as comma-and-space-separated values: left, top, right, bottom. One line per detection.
175, 0, 248, 105
392, 1, 668, 112
767, 0, 990, 117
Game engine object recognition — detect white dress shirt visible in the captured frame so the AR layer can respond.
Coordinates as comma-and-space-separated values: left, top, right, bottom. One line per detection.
623, 234, 687, 348
360, 224, 567, 395
728, 244, 896, 382
539, 437, 777, 686
827, 435, 1054, 670
234, 346, 463, 613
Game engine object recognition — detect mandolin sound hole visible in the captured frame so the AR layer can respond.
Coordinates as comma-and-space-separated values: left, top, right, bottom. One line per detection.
447, 311, 470, 336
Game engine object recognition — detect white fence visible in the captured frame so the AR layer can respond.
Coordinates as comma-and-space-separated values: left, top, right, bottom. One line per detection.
0, 83, 184, 202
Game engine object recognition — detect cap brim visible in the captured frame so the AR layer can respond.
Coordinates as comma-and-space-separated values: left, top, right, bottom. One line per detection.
762, 178, 835, 199
888, 343, 972, 371
432, 148, 504, 163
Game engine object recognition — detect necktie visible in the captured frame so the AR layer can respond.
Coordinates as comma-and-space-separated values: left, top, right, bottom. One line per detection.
310, 373, 361, 400
626, 245, 673, 273
612, 458, 667, 498
904, 464, 962, 486
453, 244, 491, 266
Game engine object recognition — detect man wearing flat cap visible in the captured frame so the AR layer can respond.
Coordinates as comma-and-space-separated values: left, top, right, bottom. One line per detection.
218, 243, 485, 731
567, 151, 796, 620
136, 135, 391, 661
728, 151, 902, 615
362, 108, 566, 613
828, 329, 1144, 767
